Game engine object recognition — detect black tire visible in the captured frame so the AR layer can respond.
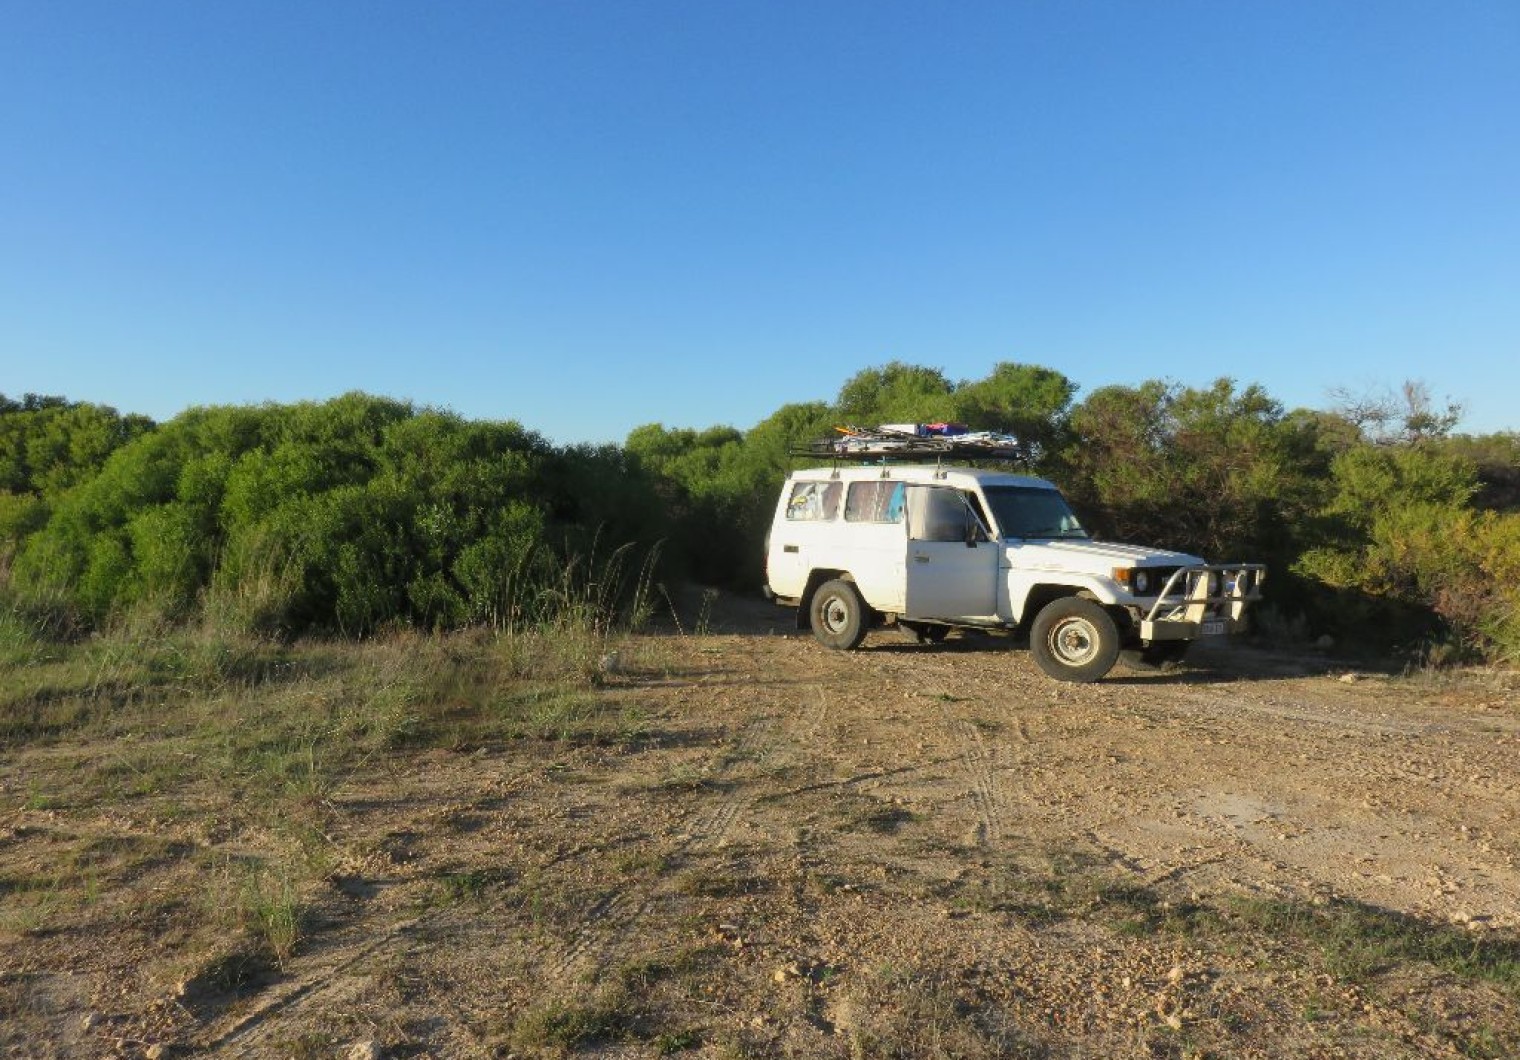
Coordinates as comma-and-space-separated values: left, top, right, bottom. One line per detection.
901, 621, 951, 645
1119, 641, 1191, 672
809, 579, 869, 650
1030, 597, 1120, 682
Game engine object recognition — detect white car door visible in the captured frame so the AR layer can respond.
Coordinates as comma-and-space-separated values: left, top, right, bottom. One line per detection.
902, 485, 999, 620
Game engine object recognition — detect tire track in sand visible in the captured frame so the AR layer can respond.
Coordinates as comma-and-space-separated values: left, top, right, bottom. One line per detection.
542, 715, 780, 984
223, 713, 790, 1048
943, 707, 1015, 847
211, 912, 432, 1057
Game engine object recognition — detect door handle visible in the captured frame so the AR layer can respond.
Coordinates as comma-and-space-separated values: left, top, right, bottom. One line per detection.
913, 554, 931, 564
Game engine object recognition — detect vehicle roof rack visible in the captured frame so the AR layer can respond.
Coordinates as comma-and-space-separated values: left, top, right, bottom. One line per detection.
788, 425, 1034, 465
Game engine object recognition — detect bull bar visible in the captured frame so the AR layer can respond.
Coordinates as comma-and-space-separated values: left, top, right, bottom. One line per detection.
1137, 563, 1268, 642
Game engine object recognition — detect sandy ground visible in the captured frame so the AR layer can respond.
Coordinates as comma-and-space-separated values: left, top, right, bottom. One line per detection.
4, 599, 1519, 1058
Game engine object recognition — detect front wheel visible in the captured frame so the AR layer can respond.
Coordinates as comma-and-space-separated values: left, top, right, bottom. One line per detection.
809, 579, 869, 650
1030, 597, 1120, 682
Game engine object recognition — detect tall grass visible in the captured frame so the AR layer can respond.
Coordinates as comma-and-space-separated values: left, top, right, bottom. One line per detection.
0, 581, 80, 666
2, 525, 660, 655
0, 540, 663, 973
0, 533, 664, 766
477, 532, 659, 637
200, 525, 309, 637
239, 865, 304, 966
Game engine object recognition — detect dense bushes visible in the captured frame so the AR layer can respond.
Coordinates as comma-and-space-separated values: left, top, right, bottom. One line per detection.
2, 368, 1516, 664
6, 395, 668, 636
0, 393, 155, 497
0, 394, 156, 568
1292, 445, 1520, 663
1057, 379, 1327, 565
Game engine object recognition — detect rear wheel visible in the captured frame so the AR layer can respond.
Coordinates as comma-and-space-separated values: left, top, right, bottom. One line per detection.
809, 579, 868, 650
1030, 597, 1120, 682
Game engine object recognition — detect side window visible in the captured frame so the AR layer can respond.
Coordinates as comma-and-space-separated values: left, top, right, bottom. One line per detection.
786, 480, 841, 521
844, 481, 906, 523
908, 486, 976, 542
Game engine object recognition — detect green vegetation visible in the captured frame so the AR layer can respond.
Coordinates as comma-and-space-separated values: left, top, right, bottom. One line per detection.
2, 366, 1517, 663
2, 392, 665, 637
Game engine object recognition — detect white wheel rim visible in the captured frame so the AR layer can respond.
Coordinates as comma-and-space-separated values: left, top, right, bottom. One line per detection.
1048, 616, 1099, 665
823, 596, 850, 633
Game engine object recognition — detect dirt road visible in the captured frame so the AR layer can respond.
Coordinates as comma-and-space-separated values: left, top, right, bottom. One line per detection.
6, 611, 1519, 1058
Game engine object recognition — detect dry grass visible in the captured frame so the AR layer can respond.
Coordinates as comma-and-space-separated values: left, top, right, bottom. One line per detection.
0, 613, 663, 1052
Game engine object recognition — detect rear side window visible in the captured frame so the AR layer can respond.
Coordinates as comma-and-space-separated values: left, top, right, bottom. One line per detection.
845, 481, 906, 523
786, 481, 841, 521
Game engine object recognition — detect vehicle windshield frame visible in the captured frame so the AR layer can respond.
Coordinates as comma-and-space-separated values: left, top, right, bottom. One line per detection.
981, 485, 1089, 540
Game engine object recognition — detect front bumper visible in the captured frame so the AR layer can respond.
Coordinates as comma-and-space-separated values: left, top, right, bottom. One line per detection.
1135, 563, 1266, 643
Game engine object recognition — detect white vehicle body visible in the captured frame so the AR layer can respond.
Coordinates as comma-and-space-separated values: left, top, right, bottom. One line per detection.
764, 464, 1265, 681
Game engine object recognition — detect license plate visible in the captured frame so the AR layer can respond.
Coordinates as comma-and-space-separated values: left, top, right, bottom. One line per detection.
1200, 618, 1227, 637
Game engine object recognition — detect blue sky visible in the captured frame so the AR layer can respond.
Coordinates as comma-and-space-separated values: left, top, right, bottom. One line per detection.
4, 1, 1517, 442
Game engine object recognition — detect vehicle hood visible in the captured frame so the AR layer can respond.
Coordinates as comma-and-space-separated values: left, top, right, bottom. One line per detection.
1004, 538, 1204, 575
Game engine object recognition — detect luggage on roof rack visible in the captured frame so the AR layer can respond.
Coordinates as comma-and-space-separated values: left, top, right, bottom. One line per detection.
789, 424, 1031, 462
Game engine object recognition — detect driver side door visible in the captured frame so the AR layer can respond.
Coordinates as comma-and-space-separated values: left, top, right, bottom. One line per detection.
902, 485, 999, 620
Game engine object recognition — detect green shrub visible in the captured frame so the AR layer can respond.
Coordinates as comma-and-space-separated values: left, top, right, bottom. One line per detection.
9, 394, 672, 636
6, 373, 1517, 665
0, 394, 154, 498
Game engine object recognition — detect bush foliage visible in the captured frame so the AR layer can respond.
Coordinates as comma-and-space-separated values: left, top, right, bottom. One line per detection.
2, 368, 1516, 664
5, 394, 666, 635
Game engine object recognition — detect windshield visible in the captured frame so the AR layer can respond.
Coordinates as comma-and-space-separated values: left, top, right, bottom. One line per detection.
982, 485, 1088, 540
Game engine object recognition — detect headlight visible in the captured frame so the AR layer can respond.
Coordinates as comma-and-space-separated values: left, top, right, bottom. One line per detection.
1134, 570, 1150, 593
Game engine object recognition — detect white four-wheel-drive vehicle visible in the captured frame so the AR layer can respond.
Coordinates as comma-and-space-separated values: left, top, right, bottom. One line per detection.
763, 462, 1265, 682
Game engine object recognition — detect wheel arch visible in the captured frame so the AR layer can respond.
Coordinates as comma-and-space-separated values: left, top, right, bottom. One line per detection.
1018, 584, 1077, 632
1020, 583, 1131, 636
